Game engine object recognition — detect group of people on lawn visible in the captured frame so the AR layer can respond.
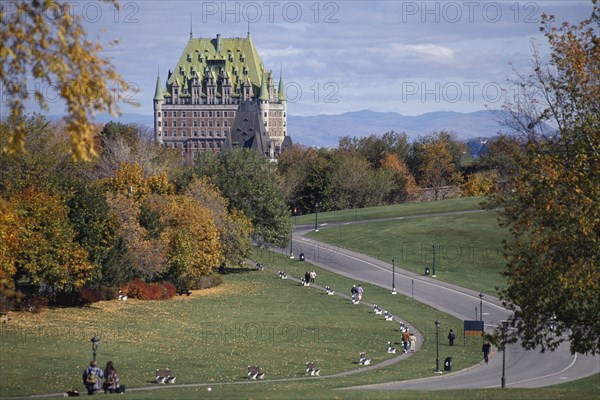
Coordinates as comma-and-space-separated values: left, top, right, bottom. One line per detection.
82, 360, 121, 395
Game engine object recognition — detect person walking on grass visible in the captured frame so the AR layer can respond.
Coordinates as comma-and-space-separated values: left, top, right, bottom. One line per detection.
448, 329, 456, 346
357, 285, 364, 302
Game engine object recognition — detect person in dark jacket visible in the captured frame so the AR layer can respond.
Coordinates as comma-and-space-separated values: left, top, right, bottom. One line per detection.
448, 329, 456, 346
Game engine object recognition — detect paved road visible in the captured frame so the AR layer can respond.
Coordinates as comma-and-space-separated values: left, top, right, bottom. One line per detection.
290, 223, 600, 390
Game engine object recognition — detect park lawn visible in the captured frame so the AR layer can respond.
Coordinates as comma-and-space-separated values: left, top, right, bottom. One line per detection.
305, 209, 509, 295
0, 251, 482, 398
32, 370, 600, 399
294, 196, 487, 225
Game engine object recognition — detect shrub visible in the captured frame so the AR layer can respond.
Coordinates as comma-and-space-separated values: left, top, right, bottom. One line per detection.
162, 281, 177, 298
126, 280, 148, 300
79, 288, 103, 304
126, 280, 177, 300
18, 295, 48, 313
193, 274, 223, 290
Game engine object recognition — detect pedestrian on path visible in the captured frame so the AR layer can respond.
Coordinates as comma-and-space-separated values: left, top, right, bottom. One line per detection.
409, 332, 417, 352
448, 329, 456, 346
482, 341, 491, 363
357, 285, 363, 302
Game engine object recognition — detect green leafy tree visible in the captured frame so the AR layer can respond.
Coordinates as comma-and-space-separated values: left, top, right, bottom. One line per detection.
195, 149, 292, 247
493, 4, 600, 354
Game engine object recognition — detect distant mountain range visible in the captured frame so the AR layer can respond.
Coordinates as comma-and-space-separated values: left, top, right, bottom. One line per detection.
49, 109, 513, 148
288, 109, 512, 148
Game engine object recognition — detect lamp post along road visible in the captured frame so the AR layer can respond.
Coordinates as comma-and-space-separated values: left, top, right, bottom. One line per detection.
479, 293, 484, 322
432, 244, 437, 277
314, 203, 320, 232
435, 319, 441, 373
391, 259, 397, 294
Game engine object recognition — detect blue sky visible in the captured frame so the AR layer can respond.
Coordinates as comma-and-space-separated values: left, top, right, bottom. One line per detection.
16, 1, 595, 117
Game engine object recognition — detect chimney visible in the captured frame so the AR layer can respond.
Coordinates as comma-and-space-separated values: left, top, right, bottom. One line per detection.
216, 34, 221, 53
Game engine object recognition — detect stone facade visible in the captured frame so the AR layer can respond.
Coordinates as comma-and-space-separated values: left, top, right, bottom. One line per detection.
153, 33, 289, 161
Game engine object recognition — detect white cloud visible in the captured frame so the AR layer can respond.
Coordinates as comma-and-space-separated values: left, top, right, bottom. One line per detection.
390, 44, 455, 63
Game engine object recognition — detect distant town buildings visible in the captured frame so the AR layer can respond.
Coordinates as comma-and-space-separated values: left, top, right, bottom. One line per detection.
153, 32, 291, 162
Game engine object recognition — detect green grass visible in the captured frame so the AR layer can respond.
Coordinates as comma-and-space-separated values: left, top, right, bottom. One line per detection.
305, 202, 508, 295
294, 197, 486, 225
2, 250, 596, 400
0, 251, 481, 398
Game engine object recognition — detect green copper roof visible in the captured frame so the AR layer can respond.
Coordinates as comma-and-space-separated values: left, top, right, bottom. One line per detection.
154, 73, 164, 101
278, 75, 286, 101
259, 73, 269, 101
166, 34, 265, 97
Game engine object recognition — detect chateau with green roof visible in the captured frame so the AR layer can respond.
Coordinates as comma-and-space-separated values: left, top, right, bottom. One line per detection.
153, 32, 289, 160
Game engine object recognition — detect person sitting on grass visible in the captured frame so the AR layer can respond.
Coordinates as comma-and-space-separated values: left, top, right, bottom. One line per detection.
82, 360, 104, 395
103, 360, 120, 394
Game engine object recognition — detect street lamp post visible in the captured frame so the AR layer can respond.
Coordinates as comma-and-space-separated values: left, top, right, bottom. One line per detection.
391, 259, 397, 295
432, 244, 437, 277
501, 320, 509, 388
91, 336, 100, 361
479, 293, 484, 322
435, 319, 441, 373
314, 202, 320, 232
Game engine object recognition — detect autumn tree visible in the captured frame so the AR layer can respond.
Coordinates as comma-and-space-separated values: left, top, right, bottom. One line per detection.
0, 0, 127, 160
380, 153, 419, 203
417, 140, 462, 200
185, 177, 252, 269
94, 122, 181, 179
493, 3, 600, 354
143, 195, 222, 287
7, 188, 98, 289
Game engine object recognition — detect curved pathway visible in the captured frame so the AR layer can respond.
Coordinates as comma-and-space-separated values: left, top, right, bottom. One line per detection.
290, 219, 599, 390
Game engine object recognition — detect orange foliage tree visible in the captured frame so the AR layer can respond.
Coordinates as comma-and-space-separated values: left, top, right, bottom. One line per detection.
5, 188, 98, 289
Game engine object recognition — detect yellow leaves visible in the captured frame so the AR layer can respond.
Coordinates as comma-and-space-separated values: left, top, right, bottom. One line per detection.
0, 0, 125, 161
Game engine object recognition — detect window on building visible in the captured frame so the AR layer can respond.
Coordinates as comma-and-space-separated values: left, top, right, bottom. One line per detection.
224, 121, 228, 127
216, 121, 220, 127
201, 121, 205, 127
194, 142, 198, 148
201, 111, 205, 117
208, 121, 213, 127
264, 112, 267, 117
182, 111, 186, 117
224, 111, 228, 117
182, 120, 186, 127
209, 130, 213, 136
173, 120, 177, 127
193, 111, 197, 117
193, 130, 198, 136
216, 111, 220, 117
173, 111, 177, 117
158, 112, 161, 117
201, 130, 206, 136
182, 130, 186, 136
158, 121, 161, 127
193, 121, 197, 127
158, 131, 161, 136
216, 130, 221, 137
173, 130, 177, 136
209, 111, 213, 117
